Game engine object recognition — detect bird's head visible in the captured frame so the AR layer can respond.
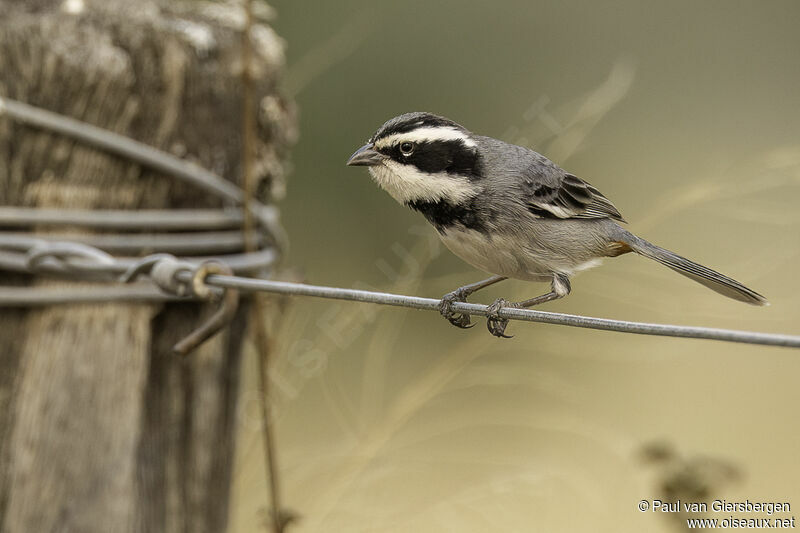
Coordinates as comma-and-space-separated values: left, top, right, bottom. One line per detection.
347, 112, 482, 205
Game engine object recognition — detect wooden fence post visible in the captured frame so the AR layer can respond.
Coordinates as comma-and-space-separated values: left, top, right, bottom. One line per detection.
0, 1, 295, 531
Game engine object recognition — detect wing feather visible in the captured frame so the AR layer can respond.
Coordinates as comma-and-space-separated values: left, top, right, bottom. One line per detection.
523, 172, 625, 222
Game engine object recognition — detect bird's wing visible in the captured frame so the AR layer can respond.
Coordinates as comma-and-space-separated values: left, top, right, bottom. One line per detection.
517, 160, 626, 222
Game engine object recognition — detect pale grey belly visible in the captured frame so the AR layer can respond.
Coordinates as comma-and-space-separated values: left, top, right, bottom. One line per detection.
439, 226, 603, 281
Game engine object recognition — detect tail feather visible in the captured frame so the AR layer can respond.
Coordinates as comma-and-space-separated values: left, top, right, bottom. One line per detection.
623, 234, 768, 306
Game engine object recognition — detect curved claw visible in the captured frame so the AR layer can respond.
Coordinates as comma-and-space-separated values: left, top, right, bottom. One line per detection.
450, 314, 475, 329
438, 289, 473, 329
486, 298, 516, 339
487, 317, 513, 338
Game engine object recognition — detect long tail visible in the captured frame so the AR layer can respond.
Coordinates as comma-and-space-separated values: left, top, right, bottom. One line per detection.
619, 232, 768, 306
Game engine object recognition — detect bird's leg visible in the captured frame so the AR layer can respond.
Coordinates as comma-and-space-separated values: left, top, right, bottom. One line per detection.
486, 274, 571, 338
439, 275, 508, 329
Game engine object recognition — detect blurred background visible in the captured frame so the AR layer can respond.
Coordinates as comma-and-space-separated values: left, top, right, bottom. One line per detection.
231, 1, 800, 531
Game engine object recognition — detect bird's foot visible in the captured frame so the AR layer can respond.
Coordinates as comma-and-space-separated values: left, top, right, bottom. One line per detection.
438, 287, 474, 329
486, 298, 518, 338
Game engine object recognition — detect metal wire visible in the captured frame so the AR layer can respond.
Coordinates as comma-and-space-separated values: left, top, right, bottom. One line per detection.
0, 207, 243, 231
0, 97, 285, 307
0, 96, 287, 251
0, 231, 263, 255
187, 273, 800, 349
0, 285, 184, 306
1, 97, 244, 201
0, 248, 277, 276
1, 241, 797, 348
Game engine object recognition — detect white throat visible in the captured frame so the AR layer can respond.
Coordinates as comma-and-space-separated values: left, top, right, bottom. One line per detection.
368, 160, 479, 205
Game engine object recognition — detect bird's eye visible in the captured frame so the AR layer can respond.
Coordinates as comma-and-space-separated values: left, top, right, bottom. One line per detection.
399, 142, 414, 156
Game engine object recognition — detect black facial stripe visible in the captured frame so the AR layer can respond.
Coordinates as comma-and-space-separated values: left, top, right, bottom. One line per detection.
407, 197, 493, 235
378, 139, 482, 177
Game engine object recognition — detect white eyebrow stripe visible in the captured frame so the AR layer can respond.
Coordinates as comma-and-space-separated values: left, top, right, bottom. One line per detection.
374, 127, 476, 149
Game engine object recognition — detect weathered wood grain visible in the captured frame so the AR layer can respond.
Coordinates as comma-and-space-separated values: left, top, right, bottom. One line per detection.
0, 1, 294, 531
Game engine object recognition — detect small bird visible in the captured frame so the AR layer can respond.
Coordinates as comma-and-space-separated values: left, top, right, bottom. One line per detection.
347, 112, 767, 337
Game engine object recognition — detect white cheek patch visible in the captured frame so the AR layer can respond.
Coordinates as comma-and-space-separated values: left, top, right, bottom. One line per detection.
368, 160, 479, 204
373, 127, 477, 150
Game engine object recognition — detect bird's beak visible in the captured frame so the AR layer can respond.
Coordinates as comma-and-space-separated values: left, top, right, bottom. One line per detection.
347, 143, 385, 166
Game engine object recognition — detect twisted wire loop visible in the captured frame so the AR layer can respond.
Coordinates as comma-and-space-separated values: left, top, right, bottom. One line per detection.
0, 97, 282, 313
121, 255, 240, 355
0, 96, 284, 354
121, 254, 196, 297
26, 241, 116, 275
